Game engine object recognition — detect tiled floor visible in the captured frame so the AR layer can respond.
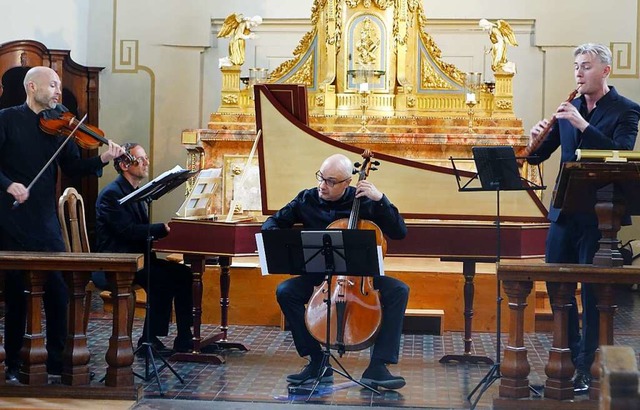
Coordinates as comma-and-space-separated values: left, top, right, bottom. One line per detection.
3, 285, 640, 409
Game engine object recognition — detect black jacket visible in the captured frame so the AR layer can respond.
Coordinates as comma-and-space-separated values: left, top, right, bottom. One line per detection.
95, 174, 167, 254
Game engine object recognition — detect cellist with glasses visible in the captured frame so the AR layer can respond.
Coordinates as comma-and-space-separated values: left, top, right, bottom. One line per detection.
262, 153, 409, 390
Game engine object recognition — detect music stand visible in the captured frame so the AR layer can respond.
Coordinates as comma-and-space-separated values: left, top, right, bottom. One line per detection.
119, 166, 196, 394
260, 229, 383, 399
449, 146, 544, 409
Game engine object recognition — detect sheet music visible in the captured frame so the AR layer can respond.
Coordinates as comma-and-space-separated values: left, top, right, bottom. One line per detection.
255, 232, 384, 276
255, 233, 269, 276
118, 165, 190, 205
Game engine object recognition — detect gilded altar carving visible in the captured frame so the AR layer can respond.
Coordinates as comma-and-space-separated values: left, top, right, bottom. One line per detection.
496, 99, 512, 110
421, 55, 455, 90
283, 54, 314, 86
406, 94, 416, 108
354, 18, 380, 67
268, 30, 316, 81
418, 31, 466, 86
347, 0, 383, 8
214, 1, 520, 126
222, 94, 238, 104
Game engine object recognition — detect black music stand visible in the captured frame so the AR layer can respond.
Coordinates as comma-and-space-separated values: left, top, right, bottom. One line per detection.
119, 166, 196, 394
450, 146, 544, 409
260, 229, 383, 399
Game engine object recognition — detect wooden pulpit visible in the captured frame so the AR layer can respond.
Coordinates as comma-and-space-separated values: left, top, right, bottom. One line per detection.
552, 160, 640, 267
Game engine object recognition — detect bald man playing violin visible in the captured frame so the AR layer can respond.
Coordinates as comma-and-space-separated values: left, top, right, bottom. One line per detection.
262, 153, 409, 390
0, 66, 124, 381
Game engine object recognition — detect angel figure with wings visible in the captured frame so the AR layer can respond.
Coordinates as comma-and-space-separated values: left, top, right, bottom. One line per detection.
479, 18, 518, 73
217, 13, 263, 67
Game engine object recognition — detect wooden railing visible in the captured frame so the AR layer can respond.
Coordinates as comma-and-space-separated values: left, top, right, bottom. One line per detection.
494, 261, 640, 409
600, 346, 640, 410
0, 251, 143, 400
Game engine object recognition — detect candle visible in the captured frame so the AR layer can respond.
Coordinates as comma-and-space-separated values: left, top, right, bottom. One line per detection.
359, 83, 369, 93
466, 92, 476, 104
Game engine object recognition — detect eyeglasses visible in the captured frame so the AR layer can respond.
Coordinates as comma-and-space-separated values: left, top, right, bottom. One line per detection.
126, 155, 149, 166
315, 171, 350, 188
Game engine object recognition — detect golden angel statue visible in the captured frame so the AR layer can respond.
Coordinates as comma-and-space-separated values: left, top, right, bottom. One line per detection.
217, 13, 263, 67
479, 18, 518, 73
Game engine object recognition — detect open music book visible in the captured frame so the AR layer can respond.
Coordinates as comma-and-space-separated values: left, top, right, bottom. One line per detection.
118, 165, 196, 205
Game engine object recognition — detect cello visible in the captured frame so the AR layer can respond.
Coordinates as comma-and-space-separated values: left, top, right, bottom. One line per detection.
304, 150, 384, 356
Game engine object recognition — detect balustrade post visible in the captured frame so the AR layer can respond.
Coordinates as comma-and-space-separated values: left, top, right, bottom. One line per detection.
544, 281, 577, 400
499, 280, 532, 398
590, 283, 617, 400
19, 270, 48, 385
62, 271, 92, 385
104, 271, 135, 387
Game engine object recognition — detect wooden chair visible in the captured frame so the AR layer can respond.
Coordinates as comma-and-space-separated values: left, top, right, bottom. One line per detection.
57, 187, 137, 336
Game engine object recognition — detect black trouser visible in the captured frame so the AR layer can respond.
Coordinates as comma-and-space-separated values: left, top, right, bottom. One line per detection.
133, 258, 193, 339
545, 216, 601, 374
4, 269, 68, 370
276, 274, 409, 364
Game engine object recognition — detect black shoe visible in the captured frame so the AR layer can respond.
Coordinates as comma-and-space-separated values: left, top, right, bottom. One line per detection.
573, 371, 591, 394
286, 360, 334, 385
136, 336, 173, 357
46, 360, 63, 376
360, 364, 406, 390
5, 366, 19, 382
173, 336, 194, 353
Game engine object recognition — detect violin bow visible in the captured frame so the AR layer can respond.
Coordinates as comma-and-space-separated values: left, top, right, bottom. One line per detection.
12, 113, 88, 210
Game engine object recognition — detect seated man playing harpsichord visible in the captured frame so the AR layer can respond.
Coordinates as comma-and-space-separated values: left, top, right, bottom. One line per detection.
95, 142, 194, 355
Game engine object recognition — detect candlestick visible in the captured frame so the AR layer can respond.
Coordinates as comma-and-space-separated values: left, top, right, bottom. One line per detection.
358, 89, 371, 133
466, 92, 476, 104
466, 101, 477, 134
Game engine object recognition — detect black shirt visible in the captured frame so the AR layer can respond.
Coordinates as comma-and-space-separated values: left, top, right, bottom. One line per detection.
261, 186, 407, 240
0, 103, 106, 251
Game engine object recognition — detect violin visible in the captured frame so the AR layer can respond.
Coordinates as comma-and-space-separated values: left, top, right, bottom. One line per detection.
304, 150, 384, 356
39, 104, 108, 150
516, 87, 581, 166
11, 104, 108, 210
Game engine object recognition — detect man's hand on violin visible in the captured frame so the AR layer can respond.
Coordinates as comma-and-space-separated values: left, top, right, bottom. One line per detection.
7, 182, 29, 204
355, 180, 383, 202
100, 140, 126, 163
